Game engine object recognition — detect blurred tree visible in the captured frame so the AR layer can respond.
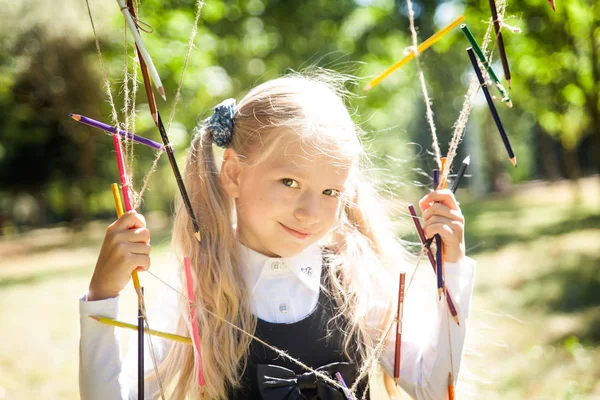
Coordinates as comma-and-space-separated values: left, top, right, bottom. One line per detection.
0, 27, 107, 228
0, 0, 597, 228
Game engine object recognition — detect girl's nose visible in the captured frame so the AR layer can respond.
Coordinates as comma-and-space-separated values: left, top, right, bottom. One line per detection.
294, 193, 321, 224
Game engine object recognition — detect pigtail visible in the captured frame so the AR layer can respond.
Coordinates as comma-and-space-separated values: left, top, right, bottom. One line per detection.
153, 123, 255, 399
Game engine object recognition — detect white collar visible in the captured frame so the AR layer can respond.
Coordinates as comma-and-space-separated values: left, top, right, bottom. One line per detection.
237, 241, 323, 295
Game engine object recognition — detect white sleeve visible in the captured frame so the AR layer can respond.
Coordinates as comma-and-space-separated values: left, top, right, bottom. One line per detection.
79, 281, 181, 400
379, 257, 476, 400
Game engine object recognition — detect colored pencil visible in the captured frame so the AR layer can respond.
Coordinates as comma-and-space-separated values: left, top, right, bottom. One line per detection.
364, 15, 465, 91
393, 272, 406, 380
440, 157, 448, 189
488, 0, 512, 88
335, 372, 353, 400
467, 47, 516, 167
423, 155, 470, 251
448, 372, 455, 400
460, 24, 512, 107
111, 183, 124, 217
451, 155, 471, 193
70, 114, 164, 150
408, 205, 459, 325
157, 112, 201, 241
110, 182, 143, 397
432, 169, 444, 300
89, 315, 192, 345
111, 138, 141, 291
184, 257, 206, 388
115, 0, 166, 100
126, 0, 158, 124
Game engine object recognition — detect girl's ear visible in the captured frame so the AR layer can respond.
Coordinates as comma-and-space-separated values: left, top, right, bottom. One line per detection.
221, 148, 242, 199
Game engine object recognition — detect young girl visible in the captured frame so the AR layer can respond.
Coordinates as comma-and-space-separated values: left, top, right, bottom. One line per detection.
79, 71, 475, 400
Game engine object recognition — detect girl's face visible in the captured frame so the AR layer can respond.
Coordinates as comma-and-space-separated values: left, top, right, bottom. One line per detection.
232, 140, 352, 258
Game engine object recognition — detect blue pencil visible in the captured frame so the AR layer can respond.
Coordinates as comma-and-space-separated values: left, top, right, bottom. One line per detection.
432, 169, 444, 300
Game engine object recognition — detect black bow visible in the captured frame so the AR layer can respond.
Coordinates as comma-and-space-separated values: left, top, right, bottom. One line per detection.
257, 362, 352, 400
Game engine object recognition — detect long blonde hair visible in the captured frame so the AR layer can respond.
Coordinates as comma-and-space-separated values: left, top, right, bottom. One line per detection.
153, 70, 410, 399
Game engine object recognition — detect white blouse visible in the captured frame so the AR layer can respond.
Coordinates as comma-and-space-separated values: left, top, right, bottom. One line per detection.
79, 242, 476, 400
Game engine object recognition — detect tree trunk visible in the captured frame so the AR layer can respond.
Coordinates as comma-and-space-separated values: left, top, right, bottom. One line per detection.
559, 144, 583, 204
535, 123, 561, 181
482, 113, 510, 194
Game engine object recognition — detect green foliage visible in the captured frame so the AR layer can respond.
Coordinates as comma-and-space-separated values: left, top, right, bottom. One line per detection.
0, 0, 598, 225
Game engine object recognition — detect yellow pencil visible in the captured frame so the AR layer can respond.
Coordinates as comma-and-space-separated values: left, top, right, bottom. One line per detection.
111, 183, 141, 291
364, 15, 466, 91
89, 315, 192, 345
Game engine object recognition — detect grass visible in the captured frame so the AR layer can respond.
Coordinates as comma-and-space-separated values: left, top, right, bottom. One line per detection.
0, 178, 598, 399
457, 178, 600, 400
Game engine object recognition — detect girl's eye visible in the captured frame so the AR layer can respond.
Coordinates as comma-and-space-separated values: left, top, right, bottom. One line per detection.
282, 178, 299, 188
323, 189, 340, 197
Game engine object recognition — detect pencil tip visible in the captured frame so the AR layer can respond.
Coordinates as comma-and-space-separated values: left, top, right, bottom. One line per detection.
158, 86, 167, 101
510, 157, 517, 167
89, 315, 100, 321
363, 83, 372, 92
195, 231, 201, 242
507, 79, 512, 90
463, 155, 471, 164
506, 100, 513, 108
70, 113, 81, 121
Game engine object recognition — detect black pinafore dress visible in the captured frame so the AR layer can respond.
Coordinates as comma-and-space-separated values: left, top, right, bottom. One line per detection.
227, 264, 369, 400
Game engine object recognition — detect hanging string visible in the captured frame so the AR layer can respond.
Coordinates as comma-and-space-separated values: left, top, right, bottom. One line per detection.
84, 0, 120, 128
405, 0, 442, 169
167, 0, 205, 132
140, 296, 167, 399
134, 149, 164, 209
349, 313, 396, 395
135, 0, 205, 209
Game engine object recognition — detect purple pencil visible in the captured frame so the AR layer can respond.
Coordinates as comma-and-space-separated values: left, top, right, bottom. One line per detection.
335, 372, 353, 400
69, 113, 164, 151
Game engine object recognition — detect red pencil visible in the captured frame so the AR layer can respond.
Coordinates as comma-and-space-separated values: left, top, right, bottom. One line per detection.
407, 205, 460, 325
393, 272, 406, 380
184, 257, 206, 389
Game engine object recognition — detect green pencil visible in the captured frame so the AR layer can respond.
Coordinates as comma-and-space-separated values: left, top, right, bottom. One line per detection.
461, 24, 512, 108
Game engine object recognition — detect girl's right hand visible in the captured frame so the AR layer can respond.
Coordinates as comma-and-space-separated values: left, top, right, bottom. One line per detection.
88, 211, 151, 301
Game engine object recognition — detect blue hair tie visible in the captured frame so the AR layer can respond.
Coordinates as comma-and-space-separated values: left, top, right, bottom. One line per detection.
206, 98, 236, 148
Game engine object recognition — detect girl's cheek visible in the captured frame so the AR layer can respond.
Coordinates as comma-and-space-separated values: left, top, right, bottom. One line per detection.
325, 200, 342, 220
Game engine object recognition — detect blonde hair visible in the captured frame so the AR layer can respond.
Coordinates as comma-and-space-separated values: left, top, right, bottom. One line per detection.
153, 70, 410, 399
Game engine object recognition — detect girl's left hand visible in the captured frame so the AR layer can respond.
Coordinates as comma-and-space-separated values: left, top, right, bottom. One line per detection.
418, 189, 465, 263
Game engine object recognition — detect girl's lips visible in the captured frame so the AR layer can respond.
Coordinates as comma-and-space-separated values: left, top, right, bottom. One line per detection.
279, 223, 311, 239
